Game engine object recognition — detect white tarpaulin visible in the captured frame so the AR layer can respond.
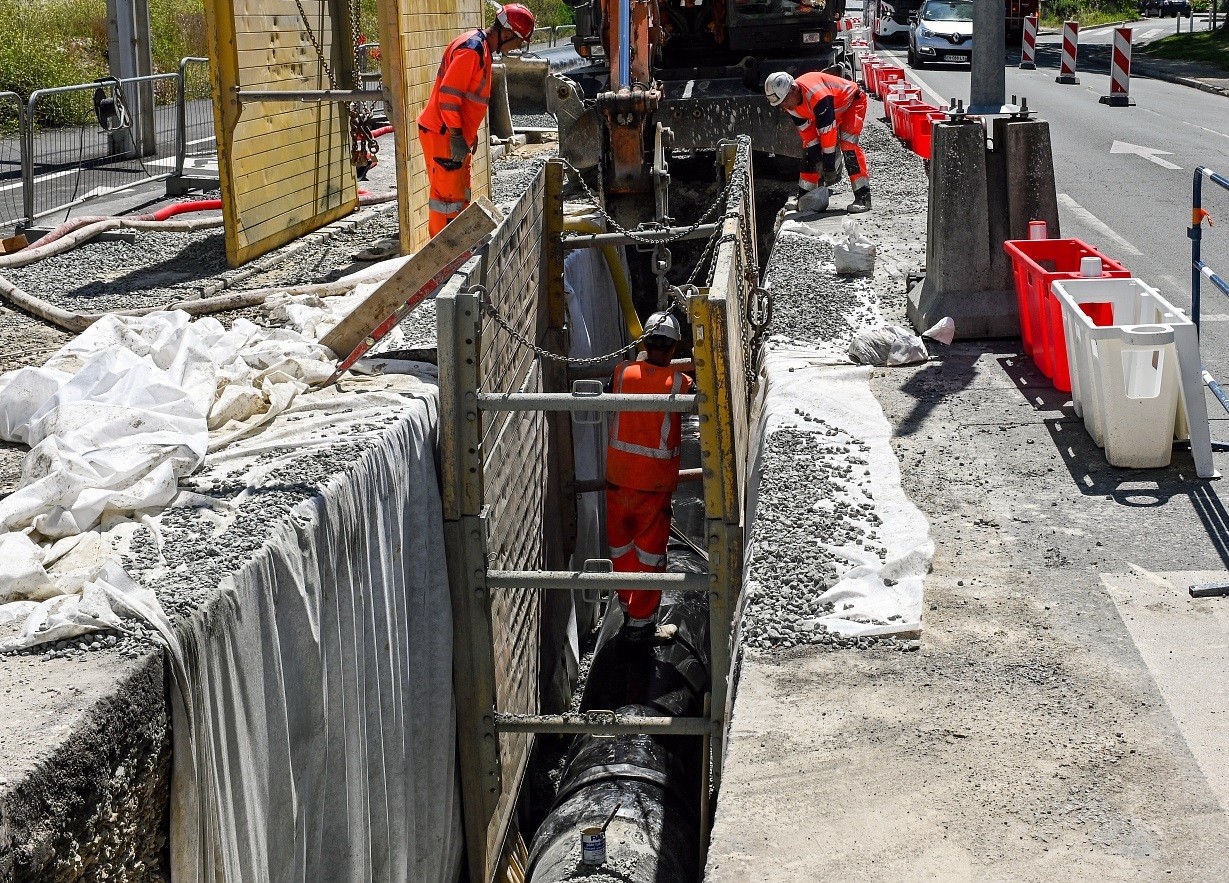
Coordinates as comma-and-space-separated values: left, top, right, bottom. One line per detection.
746, 342, 933, 637
0, 305, 462, 881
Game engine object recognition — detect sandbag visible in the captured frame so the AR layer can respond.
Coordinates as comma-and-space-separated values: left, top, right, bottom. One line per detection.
833, 218, 876, 276
848, 324, 929, 367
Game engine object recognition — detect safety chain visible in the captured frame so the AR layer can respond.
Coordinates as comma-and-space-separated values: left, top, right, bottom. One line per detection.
292, 0, 338, 89
473, 285, 680, 367
556, 134, 752, 247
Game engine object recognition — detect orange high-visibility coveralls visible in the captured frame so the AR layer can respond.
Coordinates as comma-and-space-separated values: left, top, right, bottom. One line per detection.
416, 29, 493, 235
789, 71, 870, 194
605, 360, 695, 625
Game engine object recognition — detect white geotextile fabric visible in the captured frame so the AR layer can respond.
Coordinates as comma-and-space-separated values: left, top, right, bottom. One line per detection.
0, 303, 461, 880
168, 371, 461, 883
0, 311, 334, 649
746, 342, 934, 637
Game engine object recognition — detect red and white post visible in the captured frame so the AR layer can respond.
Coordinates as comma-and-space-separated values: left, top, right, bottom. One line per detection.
1056, 20, 1080, 84
1099, 27, 1135, 106
1019, 13, 1038, 70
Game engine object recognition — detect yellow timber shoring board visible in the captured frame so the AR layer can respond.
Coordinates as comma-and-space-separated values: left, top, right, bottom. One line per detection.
376, 0, 492, 255
204, 0, 359, 266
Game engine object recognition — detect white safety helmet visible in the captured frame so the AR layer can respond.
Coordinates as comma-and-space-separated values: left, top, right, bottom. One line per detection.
644, 311, 682, 342
764, 71, 796, 107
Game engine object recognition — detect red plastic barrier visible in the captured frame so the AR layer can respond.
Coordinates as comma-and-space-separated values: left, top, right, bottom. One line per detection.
1003, 238, 1132, 390
885, 90, 923, 134
875, 67, 907, 98
889, 98, 926, 140
899, 103, 940, 148
910, 111, 948, 160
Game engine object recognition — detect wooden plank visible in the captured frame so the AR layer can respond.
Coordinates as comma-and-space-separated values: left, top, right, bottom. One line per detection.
321, 197, 501, 357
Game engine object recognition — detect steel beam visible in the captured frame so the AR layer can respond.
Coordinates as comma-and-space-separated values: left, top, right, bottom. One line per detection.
487, 570, 708, 590
478, 392, 697, 412
562, 224, 719, 249
494, 713, 715, 735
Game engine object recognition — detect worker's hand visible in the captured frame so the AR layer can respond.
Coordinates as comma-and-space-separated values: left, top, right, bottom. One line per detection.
822, 166, 843, 187
449, 131, 468, 165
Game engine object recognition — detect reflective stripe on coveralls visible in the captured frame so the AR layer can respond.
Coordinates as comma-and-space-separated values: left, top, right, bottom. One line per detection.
790, 71, 870, 193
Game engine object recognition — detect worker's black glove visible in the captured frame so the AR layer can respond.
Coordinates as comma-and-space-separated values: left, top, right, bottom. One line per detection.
449, 131, 468, 165
822, 166, 843, 187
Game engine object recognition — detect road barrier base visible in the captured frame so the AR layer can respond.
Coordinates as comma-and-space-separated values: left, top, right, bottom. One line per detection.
1019, 62, 1036, 71
1055, 75, 1080, 85
1098, 95, 1136, 107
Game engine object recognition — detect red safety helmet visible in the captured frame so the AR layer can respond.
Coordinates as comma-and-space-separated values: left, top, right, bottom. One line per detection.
497, 3, 536, 41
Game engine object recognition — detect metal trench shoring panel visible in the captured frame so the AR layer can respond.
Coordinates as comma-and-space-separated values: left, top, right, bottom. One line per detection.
203, 0, 358, 266
437, 166, 549, 883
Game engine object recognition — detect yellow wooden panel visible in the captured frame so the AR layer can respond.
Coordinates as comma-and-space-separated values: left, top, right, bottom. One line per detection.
203, 0, 359, 266
377, 0, 491, 256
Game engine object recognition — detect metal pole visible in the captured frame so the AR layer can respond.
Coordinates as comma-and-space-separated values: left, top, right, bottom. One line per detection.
21, 93, 34, 227
486, 570, 709, 590
1192, 167, 1205, 329
175, 58, 189, 178
563, 223, 720, 248
477, 392, 698, 412
494, 713, 715, 735
617, 0, 632, 89
968, 0, 1010, 114
234, 89, 376, 103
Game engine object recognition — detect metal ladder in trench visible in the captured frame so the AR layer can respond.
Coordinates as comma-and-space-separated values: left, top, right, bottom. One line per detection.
438, 155, 753, 883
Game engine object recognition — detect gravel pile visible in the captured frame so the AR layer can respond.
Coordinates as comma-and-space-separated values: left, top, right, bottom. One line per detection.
763, 230, 881, 346
859, 107, 928, 215
512, 113, 556, 129
1, 203, 399, 314
741, 422, 917, 653
491, 153, 551, 209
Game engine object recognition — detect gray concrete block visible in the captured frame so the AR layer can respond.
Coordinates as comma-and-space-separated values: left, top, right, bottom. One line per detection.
1001, 118, 1060, 241
908, 120, 1020, 338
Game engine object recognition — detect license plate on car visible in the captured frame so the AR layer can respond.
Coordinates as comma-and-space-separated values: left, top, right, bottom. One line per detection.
943, 53, 965, 62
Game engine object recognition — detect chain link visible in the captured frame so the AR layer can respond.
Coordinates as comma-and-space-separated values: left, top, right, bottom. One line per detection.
292, 0, 337, 89
556, 135, 751, 247
474, 285, 682, 367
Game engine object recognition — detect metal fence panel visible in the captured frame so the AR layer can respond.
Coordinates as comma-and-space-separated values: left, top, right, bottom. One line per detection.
180, 58, 216, 163
25, 73, 182, 225
0, 92, 23, 228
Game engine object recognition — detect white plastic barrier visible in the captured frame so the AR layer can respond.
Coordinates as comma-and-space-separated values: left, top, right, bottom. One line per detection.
1054, 278, 1215, 476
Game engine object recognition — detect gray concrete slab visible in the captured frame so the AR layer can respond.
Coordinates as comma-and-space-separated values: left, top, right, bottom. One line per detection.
708, 107, 1229, 880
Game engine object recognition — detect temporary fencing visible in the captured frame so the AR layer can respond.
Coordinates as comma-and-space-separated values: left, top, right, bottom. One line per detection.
1099, 28, 1135, 107
24, 72, 180, 227
0, 92, 23, 229
1019, 13, 1037, 70
1056, 20, 1080, 84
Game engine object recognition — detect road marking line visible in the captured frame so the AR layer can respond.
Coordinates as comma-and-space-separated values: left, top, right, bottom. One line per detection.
1056, 193, 1144, 256
900, 65, 947, 107
1198, 314, 1229, 323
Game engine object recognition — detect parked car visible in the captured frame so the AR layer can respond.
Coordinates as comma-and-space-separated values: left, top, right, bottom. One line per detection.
907, 0, 974, 68
1140, 0, 1192, 17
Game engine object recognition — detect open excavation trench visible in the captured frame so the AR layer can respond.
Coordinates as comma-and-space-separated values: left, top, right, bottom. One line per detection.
0, 115, 932, 882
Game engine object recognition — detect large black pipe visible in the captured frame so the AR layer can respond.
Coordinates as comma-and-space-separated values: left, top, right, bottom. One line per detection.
527, 563, 711, 883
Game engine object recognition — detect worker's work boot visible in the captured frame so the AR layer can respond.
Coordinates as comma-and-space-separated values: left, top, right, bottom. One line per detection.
847, 189, 872, 214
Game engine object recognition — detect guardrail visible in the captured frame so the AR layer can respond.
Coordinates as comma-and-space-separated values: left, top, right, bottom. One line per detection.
529, 24, 577, 48
0, 92, 24, 228
1189, 166, 1229, 449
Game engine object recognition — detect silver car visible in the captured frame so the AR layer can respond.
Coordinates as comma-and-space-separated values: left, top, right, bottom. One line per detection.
907, 0, 974, 68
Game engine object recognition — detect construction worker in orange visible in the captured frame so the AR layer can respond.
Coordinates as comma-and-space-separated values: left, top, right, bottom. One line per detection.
606, 311, 695, 644
764, 67, 872, 214
416, 4, 536, 236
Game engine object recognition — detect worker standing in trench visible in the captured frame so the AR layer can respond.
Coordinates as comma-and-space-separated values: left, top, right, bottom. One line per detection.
606, 312, 695, 644
764, 68, 872, 214
416, 3, 536, 236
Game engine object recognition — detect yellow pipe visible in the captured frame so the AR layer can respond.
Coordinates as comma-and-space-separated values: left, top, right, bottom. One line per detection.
562, 216, 643, 342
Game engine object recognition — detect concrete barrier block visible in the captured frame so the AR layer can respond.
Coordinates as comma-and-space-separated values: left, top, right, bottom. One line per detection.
1002, 118, 1060, 241
908, 120, 1020, 339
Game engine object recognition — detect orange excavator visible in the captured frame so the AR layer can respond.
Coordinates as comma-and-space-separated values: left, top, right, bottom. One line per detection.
550, 0, 848, 221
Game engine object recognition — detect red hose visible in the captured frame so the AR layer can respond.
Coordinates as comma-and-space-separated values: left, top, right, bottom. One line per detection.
370, 125, 394, 139
150, 199, 223, 222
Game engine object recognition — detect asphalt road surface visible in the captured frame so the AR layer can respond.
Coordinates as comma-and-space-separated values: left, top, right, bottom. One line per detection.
871, 30, 1229, 325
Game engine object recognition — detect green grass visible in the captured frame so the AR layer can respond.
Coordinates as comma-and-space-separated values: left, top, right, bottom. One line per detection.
1141, 27, 1229, 70
1040, 0, 1140, 27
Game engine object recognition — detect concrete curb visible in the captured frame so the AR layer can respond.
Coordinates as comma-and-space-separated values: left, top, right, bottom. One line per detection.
1133, 62, 1229, 97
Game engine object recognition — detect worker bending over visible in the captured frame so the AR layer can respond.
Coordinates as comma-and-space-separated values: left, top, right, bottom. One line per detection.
764, 68, 871, 214
606, 312, 694, 644
416, 4, 535, 235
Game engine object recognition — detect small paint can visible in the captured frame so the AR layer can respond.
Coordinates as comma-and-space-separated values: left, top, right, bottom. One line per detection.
1029, 220, 1048, 240
580, 826, 606, 866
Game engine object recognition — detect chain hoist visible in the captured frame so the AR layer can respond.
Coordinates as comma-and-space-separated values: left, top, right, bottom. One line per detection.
292, 0, 378, 177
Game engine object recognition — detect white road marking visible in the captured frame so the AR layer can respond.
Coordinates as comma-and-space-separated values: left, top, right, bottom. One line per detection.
1056, 193, 1144, 256
1110, 139, 1183, 170
0, 167, 76, 194
899, 65, 948, 107
1198, 314, 1229, 323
